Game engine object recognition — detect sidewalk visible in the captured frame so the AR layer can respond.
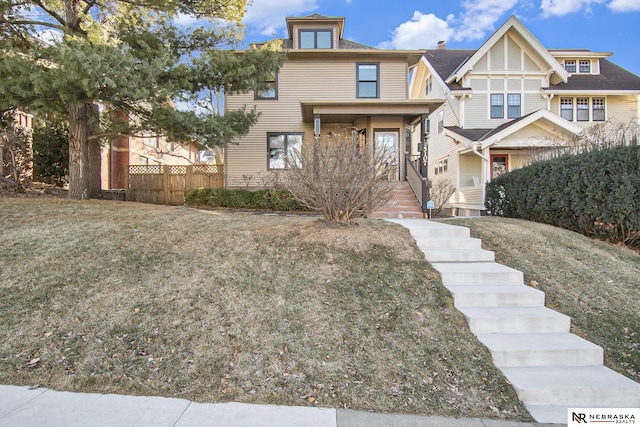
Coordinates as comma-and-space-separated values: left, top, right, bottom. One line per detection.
0, 385, 563, 426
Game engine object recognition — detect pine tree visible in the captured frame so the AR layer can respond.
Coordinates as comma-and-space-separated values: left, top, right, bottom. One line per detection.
0, 0, 284, 198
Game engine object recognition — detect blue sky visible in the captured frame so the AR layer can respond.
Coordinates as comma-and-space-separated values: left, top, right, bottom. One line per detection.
241, 0, 640, 75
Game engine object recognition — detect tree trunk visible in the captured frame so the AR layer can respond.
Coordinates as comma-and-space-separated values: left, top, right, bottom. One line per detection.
68, 102, 90, 199
87, 103, 101, 198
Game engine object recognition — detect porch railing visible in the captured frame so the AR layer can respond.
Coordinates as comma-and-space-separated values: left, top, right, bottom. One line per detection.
405, 156, 430, 214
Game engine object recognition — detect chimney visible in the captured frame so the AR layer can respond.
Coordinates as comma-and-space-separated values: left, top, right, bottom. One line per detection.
437, 40, 446, 50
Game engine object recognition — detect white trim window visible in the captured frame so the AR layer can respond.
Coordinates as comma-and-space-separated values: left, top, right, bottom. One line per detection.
507, 94, 521, 119
593, 98, 605, 121
437, 110, 444, 133
559, 97, 606, 122
564, 60, 576, 73
490, 94, 504, 119
579, 60, 591, 73
434, 158, 448, 175
560, 98, 573, 121
577, 98, 589, 122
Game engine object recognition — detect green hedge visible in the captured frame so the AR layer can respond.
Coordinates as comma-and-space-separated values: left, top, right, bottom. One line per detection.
185, 188, 313, 212
485, 145, 640, 248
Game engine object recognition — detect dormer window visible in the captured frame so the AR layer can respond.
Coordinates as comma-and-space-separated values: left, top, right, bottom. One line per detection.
299, 29, 332, 49
579, 60, 591, 73
564, 60, 576, 73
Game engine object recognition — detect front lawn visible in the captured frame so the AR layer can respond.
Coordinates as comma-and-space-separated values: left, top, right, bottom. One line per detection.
0, 198, 529, 420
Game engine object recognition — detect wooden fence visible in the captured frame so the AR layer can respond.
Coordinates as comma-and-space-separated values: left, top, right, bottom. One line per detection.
128, 164, 224, 205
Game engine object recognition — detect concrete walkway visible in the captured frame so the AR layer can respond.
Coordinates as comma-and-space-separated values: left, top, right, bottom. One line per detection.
390, 219, 640, 425
0, 385, 560, 427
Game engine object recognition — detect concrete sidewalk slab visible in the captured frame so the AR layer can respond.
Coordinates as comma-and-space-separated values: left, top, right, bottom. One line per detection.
175, 401, 336, 427
0, 385, 563, 427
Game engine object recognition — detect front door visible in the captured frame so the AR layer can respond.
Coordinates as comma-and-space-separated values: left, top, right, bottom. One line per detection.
374, 130, 400, 181
490, 154, 509, 179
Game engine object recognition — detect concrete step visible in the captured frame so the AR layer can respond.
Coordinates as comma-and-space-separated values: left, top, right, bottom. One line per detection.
407, 225, 471, 239
500, 366, 640, 408
431, 262, 524, 286
457, 306, 570, 334
446, 285, 545, 308
422, 248, 495, 263
416, 238, 483, 251
476, 333, 603, 367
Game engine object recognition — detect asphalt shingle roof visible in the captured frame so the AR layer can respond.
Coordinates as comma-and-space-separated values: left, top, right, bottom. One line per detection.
549, 59, 640, 91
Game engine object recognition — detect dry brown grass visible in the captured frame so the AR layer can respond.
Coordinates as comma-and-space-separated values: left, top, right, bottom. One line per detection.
0, 198, 530, 420
442, 217, 640, 383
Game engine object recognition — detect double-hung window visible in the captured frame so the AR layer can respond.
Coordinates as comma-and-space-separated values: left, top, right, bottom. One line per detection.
357, 63, 379, 99
579, 60, 591, 73
564, 60, 576, 73
577, 98, 590, 121
507, 94, 521, 119
299, 30, 332, 49
255, 72, 278, 100
593, 98, 605, 121
268, 133, 303, 170
490, 94, 504, 119
560, 98, 573, 121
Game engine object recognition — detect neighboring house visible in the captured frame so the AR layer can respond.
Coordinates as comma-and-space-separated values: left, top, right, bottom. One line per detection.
101, 133, 201, 190
225, 14, 444, 189
409, 16, 640, 216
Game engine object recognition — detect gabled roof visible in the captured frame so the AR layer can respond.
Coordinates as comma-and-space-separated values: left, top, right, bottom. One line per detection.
423, 49, 475, 88
445, 15, 569, 85
547, 59, 640, 92
445, 109, 583, 149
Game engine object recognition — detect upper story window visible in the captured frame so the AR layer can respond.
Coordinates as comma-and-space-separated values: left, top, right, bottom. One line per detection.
507, 94, 521, 119
299, 29, 332, 49
437, 110, 444, 133
560, 97, 573, 121
577, 98, 589, 121
593, 98, 605, 121
426, 76, 433, 96
357, 63, 379, 99
490, 94, 504, 119
564, 60, 576, 73
560, 97, 605, 122
579, 60, 591, 73
255, 72, 278, 100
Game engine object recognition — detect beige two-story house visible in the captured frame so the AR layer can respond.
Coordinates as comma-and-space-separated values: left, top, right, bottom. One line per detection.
410, 16, 640, 216
225, 14, 444, 189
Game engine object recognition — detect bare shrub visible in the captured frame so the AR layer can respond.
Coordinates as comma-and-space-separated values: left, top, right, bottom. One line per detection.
430, 179, 455, 217
285, 131, 394, 225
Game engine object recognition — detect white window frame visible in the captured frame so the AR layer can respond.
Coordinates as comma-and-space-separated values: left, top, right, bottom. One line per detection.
579, 60, 591, 73
564, 60, 576, 73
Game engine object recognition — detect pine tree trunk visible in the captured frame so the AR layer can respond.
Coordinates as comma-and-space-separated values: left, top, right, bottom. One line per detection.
68, 102, 90, 199
87, 103, 101, 198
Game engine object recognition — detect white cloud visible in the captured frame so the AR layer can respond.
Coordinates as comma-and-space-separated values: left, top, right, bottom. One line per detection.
378, 11, 454, 49
452, 0, 521, 41
608, 0, 640, 12
243, 0, 319, 36
540, 0, 606, 17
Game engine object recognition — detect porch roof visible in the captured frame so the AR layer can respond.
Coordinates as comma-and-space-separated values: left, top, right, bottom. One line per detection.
300, 99, 444, 123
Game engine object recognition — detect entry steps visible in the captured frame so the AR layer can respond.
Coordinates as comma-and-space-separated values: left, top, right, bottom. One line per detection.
389, 219, 640, 425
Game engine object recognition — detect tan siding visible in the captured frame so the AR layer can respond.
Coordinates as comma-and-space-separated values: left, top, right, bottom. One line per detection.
489, 38, 505, 70
507, 79, 521, 91
523, 52, 541, 72
471, 79, 487, 91
607, 95, 638, 123
490, 79, 504, 91
380, 61, 408, 99
475, 54, 488, 72
459, 154, 483, 187
507, 37, 522, 71
464, 94, 488, 127
524, 79, 543, 91
524, 93, 547, 114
